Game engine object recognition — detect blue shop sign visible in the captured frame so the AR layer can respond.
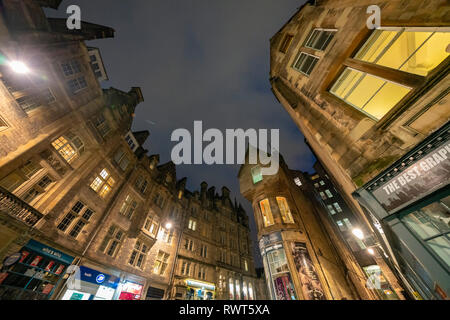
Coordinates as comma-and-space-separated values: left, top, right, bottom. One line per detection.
24, 239, 74, 265
79, 266, 119, 289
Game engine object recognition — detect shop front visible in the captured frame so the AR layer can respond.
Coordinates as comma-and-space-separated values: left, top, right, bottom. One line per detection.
185, 279, 215, 300
61, 265, 120, 300
259, 232, 297, 300
117, 280, 144, 300
353, 121, 450, 300
0, 239, 74, 300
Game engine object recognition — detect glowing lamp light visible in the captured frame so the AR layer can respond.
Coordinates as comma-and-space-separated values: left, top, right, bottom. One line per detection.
9, 60, 30, 74
165, 222, 172, 229
352, 228, 364, 240
367, 248, 375, 255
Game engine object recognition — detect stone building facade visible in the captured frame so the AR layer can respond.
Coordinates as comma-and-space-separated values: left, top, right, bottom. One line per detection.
0, 0, 261, 301
269, 0, 449, 299
239, 151, 380, 300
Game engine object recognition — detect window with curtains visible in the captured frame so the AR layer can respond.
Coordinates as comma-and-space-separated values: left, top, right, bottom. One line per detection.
276, 196, 294, 224
259, 199, 274, 227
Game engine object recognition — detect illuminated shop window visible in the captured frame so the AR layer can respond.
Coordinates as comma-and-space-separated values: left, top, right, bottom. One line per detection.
292, 52, 319, 76
235, 279, 241, 300
259, 199, 275, 227
355, 29, 450, 76
330, 67, 411, 120
90, 168, 115, 198
248, 283, 254, 300
304, 28, 337, 51
229, 278, 234, 300
242, 282, 248, 300
276, 196, 294, 224
401, 195, 450, 267
279, 34, 294, 53
251, 166, 263, 184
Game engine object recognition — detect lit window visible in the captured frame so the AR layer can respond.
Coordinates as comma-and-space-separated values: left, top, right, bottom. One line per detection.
319, 192, 327, 200
336, 220, 346, 231
244, 260, 248, 271
333, 202, 343, 213
52, 132, 84, 163
355, 29, 450, 76
319, 180, 325, 186
90, 168, 115, 198
343, 218, 353, 229
276, 196, 295, 224
327, 205, 336, 215
330, 67, 411, 120
292, 52, 319, 75
153, 251, 170, 275
129, 240, 148, 269
259, 199, 274, 227
279, 34, 294, 53
325, 189, 333, 198
294, 177, 302, 186
314, 183, 319, 188
188, 219, 197, 231
251, 166, 263, 184
304, 28, 336, 51
229, 278, 235, 300
158, 227, 173, 244
143, 215, 158, 237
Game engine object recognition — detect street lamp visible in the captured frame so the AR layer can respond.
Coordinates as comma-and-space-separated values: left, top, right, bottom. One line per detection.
352, 228, 364, 240
8, 60, 30, 74
165, 222, 173, 230
367, 248, 375, 255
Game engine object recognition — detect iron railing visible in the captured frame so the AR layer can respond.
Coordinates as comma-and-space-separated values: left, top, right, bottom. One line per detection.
0, 186, 43, 226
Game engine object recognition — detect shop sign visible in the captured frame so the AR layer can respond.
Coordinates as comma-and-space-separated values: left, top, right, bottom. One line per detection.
79, 266, 119, 289
369, 141, 450, 213
2, 252, 22, 267
186, 279, 215, 291
24, 240, 74, 264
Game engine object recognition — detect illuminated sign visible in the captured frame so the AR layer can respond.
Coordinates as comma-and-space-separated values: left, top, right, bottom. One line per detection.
186, 279, 215, 291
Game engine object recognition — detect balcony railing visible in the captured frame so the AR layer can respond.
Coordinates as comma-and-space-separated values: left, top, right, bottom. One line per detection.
0, 186, 43, 227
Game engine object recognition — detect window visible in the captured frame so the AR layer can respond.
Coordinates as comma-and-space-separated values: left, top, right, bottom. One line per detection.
259, 199, 274, 227
355, 28, 450, 76
113, 149, 130, 171
325, 189, 333, 198
292, 52, 319, 75
314, 183, 319, 188
200, 245, 208, 258
0, 161, 42, 192
244, 259, 248, 272
401, 195, 450, 267
181, 261, 191, 276
125, 134, 136, 150
135, 176, 149, 194
158, 227, 174, 244
188, 219, 197, 231
16, 88, 55, 112
129, 240, 148, 269
248, 283, 254, 300
319, 180, 325, 186
235, 280, 241, 300
336, 220, 346, 231
279, 34, 294, 53
51, 132, 84, 163
304, 28, 336, 51
229, 278, 235, 300
294, 177, 302, 186
327, 205, 336, 215
61, 59, 82, 76
67, 76, 87, 94
0, 116, 7, 130
119, 195, 137, 219
58, 201, 93, 237
143, 215, 159, 237
153, 251, 170, 275
22, 175, 54, 203
330, 67, 411, 120
333, 202, 343, 213
319, 191, 327, 200
184, 238, 194, 251
99, 225, 124, 257
198, 267, 206, 280
276, 196, 294, 224
152, 192, 165, 208
90, 168, 115, 198
94, 114, 110, 137
251, 166, 263, 184
343, 218, 353, 229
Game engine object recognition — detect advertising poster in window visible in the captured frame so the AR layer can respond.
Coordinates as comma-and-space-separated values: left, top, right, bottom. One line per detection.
273, 273, 296, 300
291, 242, 325, 300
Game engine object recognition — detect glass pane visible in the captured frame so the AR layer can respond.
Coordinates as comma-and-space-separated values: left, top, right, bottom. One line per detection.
355, 30, 399, 63
330, 68, 364, 99
426, 235, 450, 267
399, 32, 450, 76
376, 31, 431, 70
346, 73, 385, 109
362, 81, 411, 119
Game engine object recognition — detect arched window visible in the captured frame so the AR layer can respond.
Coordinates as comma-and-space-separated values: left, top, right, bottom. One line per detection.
276, 197, 294, 223
51, 131, 84, 163
259, 199, 274, 227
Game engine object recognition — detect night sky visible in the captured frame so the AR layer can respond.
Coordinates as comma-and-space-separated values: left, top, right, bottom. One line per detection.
46, 0, 315, 267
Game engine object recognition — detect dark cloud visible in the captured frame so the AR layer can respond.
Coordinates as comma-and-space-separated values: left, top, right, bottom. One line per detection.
48, 0, 313, 267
